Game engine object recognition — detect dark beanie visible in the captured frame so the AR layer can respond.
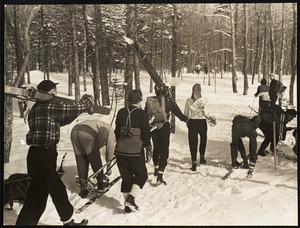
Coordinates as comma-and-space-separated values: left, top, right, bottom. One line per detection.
127, 90, 143, 105
37, 80, 59, 92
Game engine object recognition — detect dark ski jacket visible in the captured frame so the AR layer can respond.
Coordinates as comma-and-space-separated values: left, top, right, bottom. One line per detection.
114, 105, 151, 149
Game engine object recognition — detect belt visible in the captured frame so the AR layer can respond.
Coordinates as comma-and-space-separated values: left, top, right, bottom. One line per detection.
32, 145, 56, 149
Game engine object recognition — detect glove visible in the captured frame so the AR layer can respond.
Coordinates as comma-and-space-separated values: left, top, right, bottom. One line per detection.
145, 145, 153, 163
87, 106, 95, 115
106, 164, 112, 176
81, 94, 94, 104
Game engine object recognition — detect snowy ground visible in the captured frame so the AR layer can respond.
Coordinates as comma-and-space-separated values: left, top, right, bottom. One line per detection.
3, 69, 298, 226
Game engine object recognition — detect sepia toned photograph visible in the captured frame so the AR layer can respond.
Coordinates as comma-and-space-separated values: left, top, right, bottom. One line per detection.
3, 3, 297, 226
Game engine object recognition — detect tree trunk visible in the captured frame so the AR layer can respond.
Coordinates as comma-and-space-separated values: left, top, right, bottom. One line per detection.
289, 3, 296, 106
124, 4, 135, 104
277, 3, 286, 80
70, 7, 81, 101
269, 4, 276, 76
82, 5, 88, 92
262, 11, 268, 82
4, 8, 14, 163
13, 6, 40, 87
230, 4, 238, 93
242, 3, 249, 95
170, 4, 178, 134
96, 5, 110, 106
252, 5, 260, 84
133, 5, 140, 91
93, 5, 102, 105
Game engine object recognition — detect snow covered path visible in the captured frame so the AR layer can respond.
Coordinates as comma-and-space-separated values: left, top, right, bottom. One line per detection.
3, 70, 298, 225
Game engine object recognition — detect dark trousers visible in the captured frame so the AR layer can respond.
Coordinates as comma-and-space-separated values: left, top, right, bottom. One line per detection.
258, 121, 279, 152
258, 100, 270, 114
187, 119, 207, 163
231, 125, 257, 164
151, 122, 171, 173
116, 152, 148, 192
16, 146, 73, 225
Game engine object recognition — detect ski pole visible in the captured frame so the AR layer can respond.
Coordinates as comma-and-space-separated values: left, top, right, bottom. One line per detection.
58, 152, 67, 173
88, 156, 116, 180
249, 96, 256, 116
272, 111, 277, 170
86, 159, 118, 188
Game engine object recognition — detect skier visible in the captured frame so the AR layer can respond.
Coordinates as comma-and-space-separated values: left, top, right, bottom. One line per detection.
70, 120, 115, 198
184, 83, 208, 171
194, 64, 201, 75
257, 106, 297, 156
114, 90, 152, 213
254, 78, 270, 114
230, 115, 261, 170
16, 80, 92, 226
268, 73, 286, 107
145, 85, 188, 184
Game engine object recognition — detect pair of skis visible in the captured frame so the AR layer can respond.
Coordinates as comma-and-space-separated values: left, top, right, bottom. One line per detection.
75, 176, 121, 214
4, 85, 111, 115
74, 157, 121, 213
222, 167, 253, 180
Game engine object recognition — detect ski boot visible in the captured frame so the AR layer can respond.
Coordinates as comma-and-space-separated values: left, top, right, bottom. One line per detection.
125, 194, 139, 211
64, 219, 88, 226
76, 178, 89, 198
200, 156, 206, 165
246, 162, 255, 178
156, 173, 167, 185
257, 149, 267, 157
190, 163, 197, 171
232, 160, 242, 169
242, 160, 249, 169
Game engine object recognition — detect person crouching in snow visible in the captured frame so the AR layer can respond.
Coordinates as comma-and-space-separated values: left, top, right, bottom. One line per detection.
257, 106, 297, 156
114, 90, 152, 213
70, 120, 115, 198
230, 115, 261, 170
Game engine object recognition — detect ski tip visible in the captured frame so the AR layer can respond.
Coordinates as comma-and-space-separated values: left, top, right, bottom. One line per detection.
123, 36, 134, 44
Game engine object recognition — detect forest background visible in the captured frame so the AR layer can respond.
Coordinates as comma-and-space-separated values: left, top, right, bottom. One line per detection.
3, 3, 297, 163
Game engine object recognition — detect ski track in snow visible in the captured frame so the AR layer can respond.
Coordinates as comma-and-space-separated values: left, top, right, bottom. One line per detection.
3, 70, 297, 226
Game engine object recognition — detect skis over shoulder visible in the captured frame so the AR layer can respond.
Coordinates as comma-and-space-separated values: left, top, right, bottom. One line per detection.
4, 85, 110, 115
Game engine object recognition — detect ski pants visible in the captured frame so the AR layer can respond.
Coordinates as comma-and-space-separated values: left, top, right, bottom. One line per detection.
231, 125, 258, 164
151, 122, 171, 173
16, 146, 73, 225
116, 152, 148, 192
70, 125, 103, 183
187, 119, 207, 163
258, 121, 279, 152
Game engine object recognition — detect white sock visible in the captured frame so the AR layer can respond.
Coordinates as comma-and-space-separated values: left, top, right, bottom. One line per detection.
129, 184, 140, 198
123, 192, 129, 201
63, 217, 73, 224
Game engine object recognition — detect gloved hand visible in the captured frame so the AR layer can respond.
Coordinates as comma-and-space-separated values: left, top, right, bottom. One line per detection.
145, 145, 153, 163
87, 106, 95, 115
81, 94, 94, 104
106, 164, 112, 176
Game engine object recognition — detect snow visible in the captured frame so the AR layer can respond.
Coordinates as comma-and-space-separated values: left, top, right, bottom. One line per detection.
3, 69, 298, 226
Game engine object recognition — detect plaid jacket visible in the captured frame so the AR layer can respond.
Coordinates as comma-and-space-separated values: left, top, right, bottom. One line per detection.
26, 98, 92, 147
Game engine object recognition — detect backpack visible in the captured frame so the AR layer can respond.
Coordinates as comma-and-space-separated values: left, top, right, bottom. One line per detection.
146, 95, 168, 130
3, 173, 31, 209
